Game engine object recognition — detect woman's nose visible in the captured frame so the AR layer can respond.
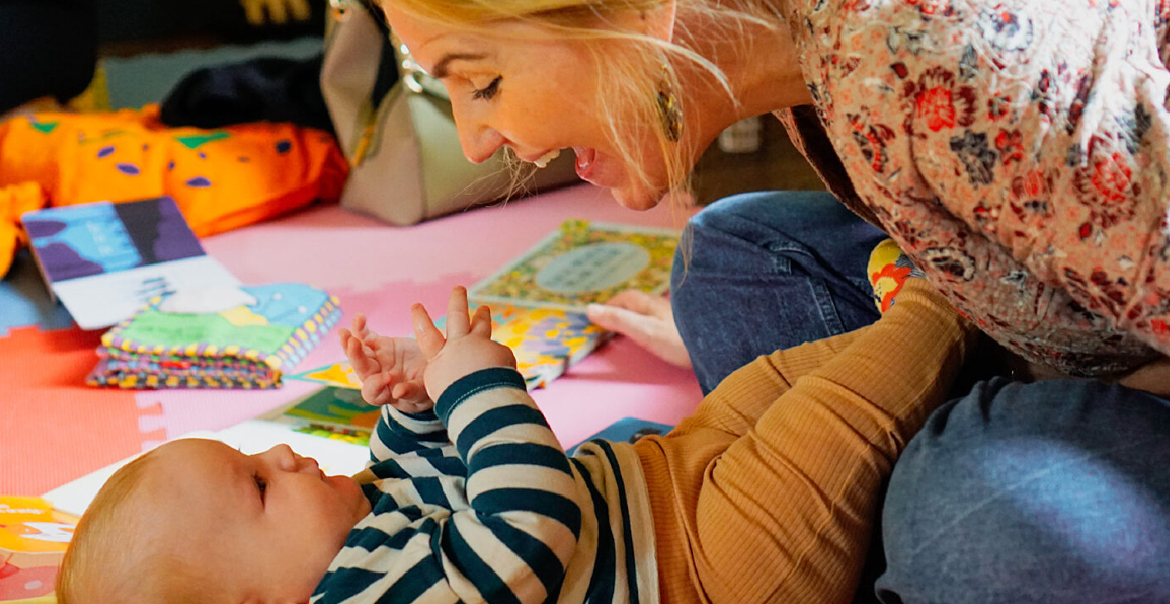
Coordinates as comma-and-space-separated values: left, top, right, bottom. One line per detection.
453, 111, 506, 164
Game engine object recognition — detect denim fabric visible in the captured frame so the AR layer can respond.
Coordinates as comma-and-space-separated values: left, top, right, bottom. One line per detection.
878, 379, 1170, 604
669, 191, 887, 394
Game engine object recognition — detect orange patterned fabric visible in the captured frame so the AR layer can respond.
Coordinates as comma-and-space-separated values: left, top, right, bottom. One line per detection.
0, 105, 348, 276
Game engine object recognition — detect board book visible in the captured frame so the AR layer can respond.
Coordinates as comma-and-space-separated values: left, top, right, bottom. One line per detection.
468, 219, 679, 311
461, 219, 679, 387
20, 197, 239, 331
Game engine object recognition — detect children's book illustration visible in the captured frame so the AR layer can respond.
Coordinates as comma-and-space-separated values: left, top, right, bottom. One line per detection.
433, 301, 612, 389
20, 197, 239, 330
469, 220, 679, 311
259, 386, 377, 447
88, 283, 341, 389
287, 362, 363, 389
0, 496, 77, 604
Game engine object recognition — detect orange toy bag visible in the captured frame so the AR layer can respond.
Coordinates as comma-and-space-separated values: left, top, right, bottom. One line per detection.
0, 105, 348, 277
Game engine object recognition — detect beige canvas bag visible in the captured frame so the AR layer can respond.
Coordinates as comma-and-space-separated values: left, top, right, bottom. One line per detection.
320, 0, 578, 225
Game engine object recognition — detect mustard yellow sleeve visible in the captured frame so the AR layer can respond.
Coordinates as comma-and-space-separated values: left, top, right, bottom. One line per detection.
687, 279, 977, 604
673, 328, 864, 438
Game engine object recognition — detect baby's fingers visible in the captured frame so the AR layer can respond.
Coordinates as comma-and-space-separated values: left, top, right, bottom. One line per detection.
352, 314, 370, 339
445, 286, 471, 338
344, 331, 379, 378
360, 371, 395, 406
470, 304, 492, 338
391, 382, 426, 405
412, 303, 445, 359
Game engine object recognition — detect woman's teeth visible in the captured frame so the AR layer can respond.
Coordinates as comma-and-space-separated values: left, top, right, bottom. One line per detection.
533, 149, 561, 168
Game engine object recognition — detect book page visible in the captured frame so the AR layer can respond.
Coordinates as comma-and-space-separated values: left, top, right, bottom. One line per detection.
20, 198, 240, 330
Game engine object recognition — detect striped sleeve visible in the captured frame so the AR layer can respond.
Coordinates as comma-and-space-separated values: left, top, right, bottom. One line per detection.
314, 368, 583, 604
368, 403, 450, 463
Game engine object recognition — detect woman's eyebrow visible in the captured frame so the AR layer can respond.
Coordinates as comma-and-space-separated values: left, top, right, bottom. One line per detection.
429, 53, 489, 77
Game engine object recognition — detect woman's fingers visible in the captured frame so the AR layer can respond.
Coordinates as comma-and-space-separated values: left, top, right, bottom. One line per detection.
603, 289, 670, 317
586, 293, 692, 368
412, 303, 445, 359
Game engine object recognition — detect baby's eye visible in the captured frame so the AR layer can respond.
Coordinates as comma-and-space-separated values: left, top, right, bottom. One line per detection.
254, 475, 268, 503
471, 76, 502, 101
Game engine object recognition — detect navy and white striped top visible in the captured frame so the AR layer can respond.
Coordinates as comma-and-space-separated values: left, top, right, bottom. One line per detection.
311, 368, 658, 604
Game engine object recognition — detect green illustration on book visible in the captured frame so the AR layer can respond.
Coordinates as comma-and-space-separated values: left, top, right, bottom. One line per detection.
88, 282, 341, 389
259, 386, 378, 447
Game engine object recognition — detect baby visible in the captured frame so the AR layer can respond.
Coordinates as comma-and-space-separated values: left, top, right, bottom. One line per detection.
60, 257, 975, 604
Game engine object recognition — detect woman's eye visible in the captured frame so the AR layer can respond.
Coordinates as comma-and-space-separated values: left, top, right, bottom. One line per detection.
471, 76, 502, 101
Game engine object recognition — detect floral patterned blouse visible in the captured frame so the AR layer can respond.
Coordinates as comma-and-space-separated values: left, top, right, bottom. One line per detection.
776, 0, 1170, 377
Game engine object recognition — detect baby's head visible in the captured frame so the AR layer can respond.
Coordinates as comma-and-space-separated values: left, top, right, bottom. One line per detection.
58, 439, 371, 604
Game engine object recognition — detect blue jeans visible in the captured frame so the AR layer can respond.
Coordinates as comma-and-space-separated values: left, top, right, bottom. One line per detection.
670, 191, 886, 394
878, 378, 1170, 604
671, 192, 1170, 603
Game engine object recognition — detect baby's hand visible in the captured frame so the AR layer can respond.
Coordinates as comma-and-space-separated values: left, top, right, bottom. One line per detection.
412, 287, 517, 402
339, 314, 432, 413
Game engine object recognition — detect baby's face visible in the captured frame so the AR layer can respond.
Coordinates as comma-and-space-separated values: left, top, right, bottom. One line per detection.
140, 439, 371, 602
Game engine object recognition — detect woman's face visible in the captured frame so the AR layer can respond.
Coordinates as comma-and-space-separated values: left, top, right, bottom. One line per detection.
382, 4, 675, 210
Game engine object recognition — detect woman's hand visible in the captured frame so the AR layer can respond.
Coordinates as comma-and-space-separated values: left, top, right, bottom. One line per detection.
413, 287, 517, 402
585, 290, 692, 368
339, 314, 432, 413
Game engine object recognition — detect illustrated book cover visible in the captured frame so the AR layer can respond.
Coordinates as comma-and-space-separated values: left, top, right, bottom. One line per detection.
20, 197, 239, 331
468, 219, 679, 311
257, 386, 378, 447
433, 301, 613, 389
463, 219, 679, 387
0, 496, 77, 604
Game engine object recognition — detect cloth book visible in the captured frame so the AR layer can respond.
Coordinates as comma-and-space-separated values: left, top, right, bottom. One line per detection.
87, 282, 341, 389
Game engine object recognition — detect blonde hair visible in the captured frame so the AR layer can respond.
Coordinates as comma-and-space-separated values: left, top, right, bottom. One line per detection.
57, 450, 221, 604
375, 0, 781, 204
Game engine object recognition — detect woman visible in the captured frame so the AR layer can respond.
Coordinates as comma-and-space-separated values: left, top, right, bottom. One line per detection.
361, 0, 1170, 600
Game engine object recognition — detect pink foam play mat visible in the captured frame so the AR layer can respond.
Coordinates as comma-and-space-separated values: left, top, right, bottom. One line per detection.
1, 185, 703, 496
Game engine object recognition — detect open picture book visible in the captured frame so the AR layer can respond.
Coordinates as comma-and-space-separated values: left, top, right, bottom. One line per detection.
20, 197, 239, 331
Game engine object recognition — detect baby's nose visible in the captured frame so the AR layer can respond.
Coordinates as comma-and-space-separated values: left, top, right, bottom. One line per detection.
298, 455, 320, 473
